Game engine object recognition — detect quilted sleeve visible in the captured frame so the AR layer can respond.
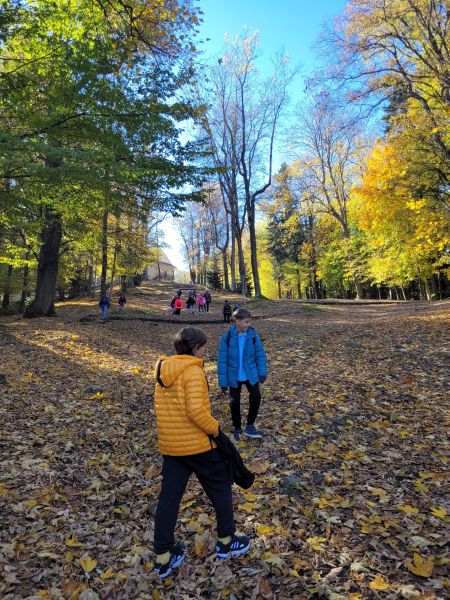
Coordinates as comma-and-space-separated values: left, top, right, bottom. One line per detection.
254, 334, 267, 379
217, 334, 228, 388
185, 367, 219, 435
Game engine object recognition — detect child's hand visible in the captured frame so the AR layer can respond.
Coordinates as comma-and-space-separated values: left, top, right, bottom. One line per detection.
259, 376, 266, 383
221, 387, 228, 394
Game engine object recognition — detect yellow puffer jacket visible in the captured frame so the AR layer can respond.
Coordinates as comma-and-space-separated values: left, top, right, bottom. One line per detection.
154, 354, 219, 456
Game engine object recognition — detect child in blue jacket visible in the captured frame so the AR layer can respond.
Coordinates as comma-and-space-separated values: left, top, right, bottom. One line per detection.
217, 308, 267, 441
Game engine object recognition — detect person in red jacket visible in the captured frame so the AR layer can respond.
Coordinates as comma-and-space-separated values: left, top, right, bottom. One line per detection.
152, 327, 251, 579
173, 296, 183, 315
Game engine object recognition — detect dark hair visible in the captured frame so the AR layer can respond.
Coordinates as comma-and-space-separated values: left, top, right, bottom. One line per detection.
233, 307, 251, 320
174, 327, 207, 355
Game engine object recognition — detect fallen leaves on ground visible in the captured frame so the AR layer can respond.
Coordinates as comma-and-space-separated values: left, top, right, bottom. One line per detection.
0, 282, 449, 599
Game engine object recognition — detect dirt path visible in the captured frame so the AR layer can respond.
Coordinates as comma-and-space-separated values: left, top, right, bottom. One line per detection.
0, 292, 448, 599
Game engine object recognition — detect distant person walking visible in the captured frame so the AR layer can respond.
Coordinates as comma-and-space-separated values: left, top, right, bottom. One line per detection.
204, 290, 212, 312
223, 300, 232, 325
118, 293, 127, 313
197, 294, 206, 312
174, 296, 183, 315
186, 294, 196, 315
99, 294, 110, 320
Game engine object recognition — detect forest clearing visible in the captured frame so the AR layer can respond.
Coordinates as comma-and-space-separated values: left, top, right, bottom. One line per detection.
1, 284, 449, 599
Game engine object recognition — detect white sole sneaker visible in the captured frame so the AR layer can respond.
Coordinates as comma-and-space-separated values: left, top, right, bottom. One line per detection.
244, 431, 262, 439
216, 539, 251, 559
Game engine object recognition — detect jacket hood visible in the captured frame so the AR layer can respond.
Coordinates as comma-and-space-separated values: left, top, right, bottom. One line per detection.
155, 354, 203, 387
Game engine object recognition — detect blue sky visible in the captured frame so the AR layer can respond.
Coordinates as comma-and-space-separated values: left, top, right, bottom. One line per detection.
163, 0, 348, 271
198, 0, 347, 76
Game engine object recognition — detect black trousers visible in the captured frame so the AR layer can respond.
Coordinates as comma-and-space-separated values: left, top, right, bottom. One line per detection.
229, 380, 261, 430
154, 449, 235, 554
223, 314, 231, 323
205, 301, 210, 312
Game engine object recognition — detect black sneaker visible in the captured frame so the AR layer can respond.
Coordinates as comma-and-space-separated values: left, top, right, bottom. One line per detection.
153, 544, 185, 579
215, 534, 251, 559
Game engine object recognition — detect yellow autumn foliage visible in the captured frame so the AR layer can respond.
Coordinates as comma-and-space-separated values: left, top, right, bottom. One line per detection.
352, 140, 450, 286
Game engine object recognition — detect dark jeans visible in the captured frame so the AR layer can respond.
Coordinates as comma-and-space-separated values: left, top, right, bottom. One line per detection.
154, 449, 235, 554
205, 301, 210, 312
224, 314, 231, 324
229, 380, 261, 430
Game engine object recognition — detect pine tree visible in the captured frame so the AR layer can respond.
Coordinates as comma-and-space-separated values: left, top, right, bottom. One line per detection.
207, 256, 222, 290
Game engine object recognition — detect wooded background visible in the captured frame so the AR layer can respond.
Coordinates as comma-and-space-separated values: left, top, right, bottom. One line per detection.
1, 0, 449, 315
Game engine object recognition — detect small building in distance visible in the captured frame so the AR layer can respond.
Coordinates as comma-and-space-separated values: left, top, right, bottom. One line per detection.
145, 249, 176, 281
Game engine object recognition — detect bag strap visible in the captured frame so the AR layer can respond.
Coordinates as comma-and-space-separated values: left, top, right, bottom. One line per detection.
156, 360, 165, 387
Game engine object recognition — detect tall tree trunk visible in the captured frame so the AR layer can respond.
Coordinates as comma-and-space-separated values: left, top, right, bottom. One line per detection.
296, 268, 302, 299
354, 278, 364, 300
100, 208, 109, 295
20, 262, 29, 309
24, 207, 62, 317
230, 226, 236, 291
235, 230, 247, 297
87, 260, 94, 295
110, 218, 121, 293
1, 264, 13, 309
424, 278, 432, 301
430, 274, 438, 300
222, 250, 230, 290
247, 204, 261, 297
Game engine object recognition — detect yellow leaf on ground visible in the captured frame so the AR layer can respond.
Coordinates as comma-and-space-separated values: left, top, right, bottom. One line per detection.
65, 534, 83, 547
100, 567, 114, 580
430, 506, 447, 519
405, 554, 434, 578
256, 524, 274, 536
262, 551, 285, 566
369, 574, 390, 590
194, 535, 206, 556
237, 502, 256, 513
79, 555, 97, 573
399, 504, 419, 514
370, 487, 388, 497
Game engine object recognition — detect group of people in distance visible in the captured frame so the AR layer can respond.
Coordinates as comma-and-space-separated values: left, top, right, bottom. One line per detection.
98, 291, 126, 320
170, 288, 212, 315
152, 307, 267, 579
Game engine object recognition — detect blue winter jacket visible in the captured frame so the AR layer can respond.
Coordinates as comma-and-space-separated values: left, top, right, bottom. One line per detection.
217, 326, 267, 388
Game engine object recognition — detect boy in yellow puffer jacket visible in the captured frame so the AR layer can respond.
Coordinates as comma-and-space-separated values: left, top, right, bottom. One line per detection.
152, 327, 251, 579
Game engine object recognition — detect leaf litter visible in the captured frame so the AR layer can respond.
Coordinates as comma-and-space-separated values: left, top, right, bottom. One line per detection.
0, 285, 449, 599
